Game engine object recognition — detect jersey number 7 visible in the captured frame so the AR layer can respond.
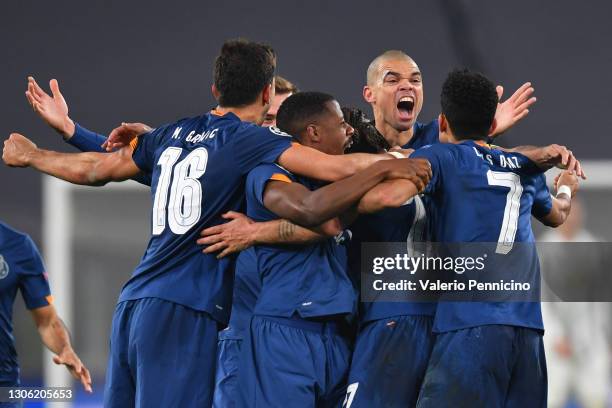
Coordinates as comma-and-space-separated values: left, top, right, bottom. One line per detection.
487, 170, 523, 255
152, 147, 209, 235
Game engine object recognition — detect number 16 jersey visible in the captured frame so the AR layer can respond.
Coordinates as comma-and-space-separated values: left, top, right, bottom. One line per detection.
120, 111, 293, 324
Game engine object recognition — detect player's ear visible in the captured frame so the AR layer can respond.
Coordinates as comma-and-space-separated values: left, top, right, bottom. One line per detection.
211, 84, 221, 101
438, 113, 447, 132
305, 124, 320, 143
262, 83, 273, 106
363, 86, 375, 103
488, 118, 497, 137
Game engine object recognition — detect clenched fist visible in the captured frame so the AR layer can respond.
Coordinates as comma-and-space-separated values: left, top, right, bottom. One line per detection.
3, 133, 37, 167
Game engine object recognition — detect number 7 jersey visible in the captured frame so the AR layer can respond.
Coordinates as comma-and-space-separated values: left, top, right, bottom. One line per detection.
120, 111, 293, 324
411, 140, 553, 333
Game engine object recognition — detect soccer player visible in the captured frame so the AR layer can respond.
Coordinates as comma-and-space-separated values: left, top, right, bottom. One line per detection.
0, 221, 92, 403
238, 91, 422, 407
3, 39, 430, 407
212, 75, 298, 408
410, 68, 577, 406
262, 75, 298, 127
342, 50, 583, 407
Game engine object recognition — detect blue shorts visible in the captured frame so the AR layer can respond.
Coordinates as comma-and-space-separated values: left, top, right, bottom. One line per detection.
343, 315, 434, 408
417, 325, 547, 408
240, 315, 352, 408
213, 338, 242, 408
104, 298, 219, 408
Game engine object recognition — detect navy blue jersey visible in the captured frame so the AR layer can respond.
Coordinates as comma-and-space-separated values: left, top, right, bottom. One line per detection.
348, 120, 439, 323
411, 141, 552, 332
219, 247, 260, 340
0, 222, 51, 382
245, 164, 356, 320
120, 112, 293, 324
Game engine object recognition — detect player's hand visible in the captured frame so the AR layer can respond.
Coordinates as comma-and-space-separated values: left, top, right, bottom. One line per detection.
25, 77, 75, 139
490, 82, 536, 137
534, 144, 586, 179
53, 348, 93, 393
102, 122, 152, 151
554, 170, 579, 198
2, 133, 37, 167
197, 211, 256, 258
381, 158, 432, 192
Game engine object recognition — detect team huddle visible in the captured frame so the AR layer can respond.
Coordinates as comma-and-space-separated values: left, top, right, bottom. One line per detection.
2, 39, 584, 407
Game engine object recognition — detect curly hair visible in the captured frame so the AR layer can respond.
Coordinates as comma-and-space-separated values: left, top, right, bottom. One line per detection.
342, 107, 390, 153
441, 68, 498, 140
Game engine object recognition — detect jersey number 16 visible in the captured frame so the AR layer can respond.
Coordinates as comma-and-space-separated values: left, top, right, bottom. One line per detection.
152, 147, 208, 235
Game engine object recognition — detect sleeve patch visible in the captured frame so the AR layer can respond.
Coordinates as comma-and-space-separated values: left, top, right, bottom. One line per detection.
129, 137, 139, 151
269, 173, 292, 183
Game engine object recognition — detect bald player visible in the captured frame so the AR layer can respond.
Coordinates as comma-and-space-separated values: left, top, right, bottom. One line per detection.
342, 51, 540, 407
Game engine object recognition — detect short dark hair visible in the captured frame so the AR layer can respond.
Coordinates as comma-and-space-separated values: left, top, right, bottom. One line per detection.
342, 107, 390, 153
440, 69, 498, 140
275, 75, 298, 95
213, 39, 276, 107
276, 92, 336, 138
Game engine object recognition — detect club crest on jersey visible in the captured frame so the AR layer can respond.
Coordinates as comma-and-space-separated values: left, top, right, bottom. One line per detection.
0, 255, 9, 279
269, 126, 292, 137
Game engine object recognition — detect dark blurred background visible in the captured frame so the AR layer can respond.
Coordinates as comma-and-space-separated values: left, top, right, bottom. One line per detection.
1, 1, 611, 406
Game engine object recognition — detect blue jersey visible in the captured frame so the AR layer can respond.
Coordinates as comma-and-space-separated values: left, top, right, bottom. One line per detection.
0, 222, 51, 382
349, 120, 439, 323
121, 112, 292, 324
411, 141, 553, 333
245, 164, 356, 320
218, 247, 260, 340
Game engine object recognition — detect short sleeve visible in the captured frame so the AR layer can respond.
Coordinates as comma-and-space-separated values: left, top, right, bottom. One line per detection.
18, 236, 52, 310
132, 125, 168, 174
531, 173, 553, 218
410, 144, 445, 195
232, 126, 293, 175
247, 164, 293, 207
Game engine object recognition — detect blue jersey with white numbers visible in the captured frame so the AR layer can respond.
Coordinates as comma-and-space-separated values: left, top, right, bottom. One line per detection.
218, 247, 260, 340
246, 164, 356, 320
0, 222, 51, 383
349, 120, 439, 323
411, 140, 552, 333
121, 112, 292, 324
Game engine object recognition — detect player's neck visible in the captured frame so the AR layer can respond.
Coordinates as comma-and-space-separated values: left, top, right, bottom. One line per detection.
375, 120, 414, 148
213, 105, 264, 126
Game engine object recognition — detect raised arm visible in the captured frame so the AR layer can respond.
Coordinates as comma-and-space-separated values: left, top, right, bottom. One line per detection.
489, 82, 536, 137
538, 171, 578, 227
26, 76, 152, 153
31, 305, 92, 392
3, 133, 140, 186
263, 158, 430, 227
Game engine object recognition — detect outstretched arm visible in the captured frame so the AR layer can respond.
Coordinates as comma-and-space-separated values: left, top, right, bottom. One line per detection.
197, 211, 339, 258
357, 178, 419, 214
31, 305, 92, 393
263, 158, 430, 227
3, 133, 140, 186
277, 143, 398, 182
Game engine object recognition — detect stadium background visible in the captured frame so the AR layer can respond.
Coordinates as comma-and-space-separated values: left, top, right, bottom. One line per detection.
1, 1, 610, 407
